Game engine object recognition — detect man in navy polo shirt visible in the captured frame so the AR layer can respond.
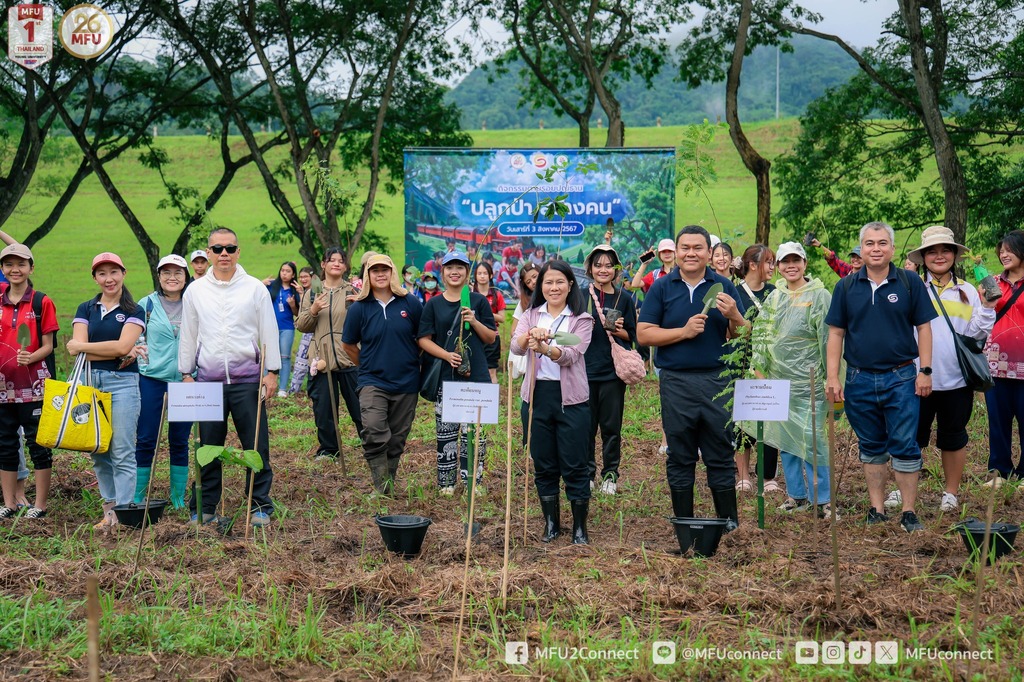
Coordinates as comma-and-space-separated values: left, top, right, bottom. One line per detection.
637, 225, 748, 531
825, 221, 937, 533
342, 254, 422, 494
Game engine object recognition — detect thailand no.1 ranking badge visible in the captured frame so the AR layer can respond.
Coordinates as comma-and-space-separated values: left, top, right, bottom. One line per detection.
7, 3, 54, 70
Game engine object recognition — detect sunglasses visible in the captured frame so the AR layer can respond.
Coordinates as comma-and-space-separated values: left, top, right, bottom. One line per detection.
209, 244, 238, 254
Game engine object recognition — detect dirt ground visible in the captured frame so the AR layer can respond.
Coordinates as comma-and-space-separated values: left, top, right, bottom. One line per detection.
1, 400, 1023, 680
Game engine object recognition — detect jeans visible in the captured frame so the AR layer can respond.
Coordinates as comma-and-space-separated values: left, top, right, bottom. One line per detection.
781, 451, 831, 504
135, 375, 192, 468
90, 370, 141, 505
278, 328, 295, 389
844, 364, 922, 473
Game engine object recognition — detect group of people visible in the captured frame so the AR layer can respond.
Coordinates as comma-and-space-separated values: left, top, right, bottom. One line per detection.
3, 220, 1021, 545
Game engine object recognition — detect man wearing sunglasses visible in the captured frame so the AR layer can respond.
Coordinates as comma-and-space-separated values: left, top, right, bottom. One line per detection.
178, 228, 282, 527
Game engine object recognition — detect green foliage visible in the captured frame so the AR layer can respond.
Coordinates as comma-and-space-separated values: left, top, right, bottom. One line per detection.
196, 445, 263, 472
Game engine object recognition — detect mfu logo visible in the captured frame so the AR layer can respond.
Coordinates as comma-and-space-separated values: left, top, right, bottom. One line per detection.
887, 293, 899, 303
59, 3, 115, 60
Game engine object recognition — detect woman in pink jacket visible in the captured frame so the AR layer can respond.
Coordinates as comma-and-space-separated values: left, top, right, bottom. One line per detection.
511, 260, 593, 544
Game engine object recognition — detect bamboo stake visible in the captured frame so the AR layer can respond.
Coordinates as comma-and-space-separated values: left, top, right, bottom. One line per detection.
245, 345, 268, 540
133, 394, 168, 575
756, 421, 765, 529
86, 576, 100, 682
810, 367, 819, 537
828, 405, 840, 610
453, 407, 483, 680
522, 351, 538, 545
501, 360, 514, 609
193, 422, 202, 540
968, 471, 1001, 662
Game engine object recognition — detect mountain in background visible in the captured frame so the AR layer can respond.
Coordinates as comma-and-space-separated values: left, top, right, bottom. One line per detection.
447, 35, 859, 131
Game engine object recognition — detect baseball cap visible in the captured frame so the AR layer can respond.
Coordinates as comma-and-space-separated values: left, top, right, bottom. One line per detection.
91, 252, 125, 272
442, 251, 470, 267
775, 242, 807, 261
158, 254, 188, 271
849, 246, 862, 258
657, 238, 675, 253
0, 243, 33, 262
190, 249, 208, 262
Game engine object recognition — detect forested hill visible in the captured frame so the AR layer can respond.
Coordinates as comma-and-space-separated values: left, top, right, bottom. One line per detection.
447, 35, 859, 131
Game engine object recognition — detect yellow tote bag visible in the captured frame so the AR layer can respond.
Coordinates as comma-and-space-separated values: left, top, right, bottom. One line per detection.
37, 355, 112, 454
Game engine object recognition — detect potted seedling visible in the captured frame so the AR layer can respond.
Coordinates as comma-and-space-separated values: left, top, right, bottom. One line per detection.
195, 444, 264, 535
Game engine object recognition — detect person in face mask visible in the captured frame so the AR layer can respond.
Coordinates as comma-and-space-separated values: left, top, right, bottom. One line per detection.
419, 272, 442, 303
402, 265, 421, 301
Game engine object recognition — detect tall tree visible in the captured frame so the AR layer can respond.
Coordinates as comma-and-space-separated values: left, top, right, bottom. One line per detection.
498, 0, 690, 147
153, 0, 472, 269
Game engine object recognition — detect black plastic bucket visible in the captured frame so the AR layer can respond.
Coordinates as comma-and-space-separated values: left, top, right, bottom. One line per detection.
670, 517, 729, 558
956, 520, 1019, 564
113, 499, 168, 529
375, 515, 432, 557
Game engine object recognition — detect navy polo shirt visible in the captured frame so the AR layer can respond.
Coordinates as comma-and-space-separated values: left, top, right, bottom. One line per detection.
73, 298, 147, 372
825, 264, 937, 371
637, 267, 745, 371
342, 293, 422, 393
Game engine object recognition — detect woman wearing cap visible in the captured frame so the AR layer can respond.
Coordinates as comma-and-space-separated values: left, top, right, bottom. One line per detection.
417, 251, 497, 494
511, 260, 594, 544
629, 238, 676, 293
418, 271, 442, 304
68, 253, 145, 530
751, 242, 836, 518
985, 229, 1024, 487
296, 247, 362, 461
891, 227, 995, 510
341, 254, 423, 494
402, 264, 422, 302
583, 245, 636, 495
473, 261, 506, 383
0, 244, 58, 520
133, 255, 192, 509
264, 262, 299, 398
733, 244, 781, 494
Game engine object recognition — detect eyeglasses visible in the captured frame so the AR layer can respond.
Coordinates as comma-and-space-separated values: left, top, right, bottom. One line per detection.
159, 270, 184, 278
209, 244, 238, 254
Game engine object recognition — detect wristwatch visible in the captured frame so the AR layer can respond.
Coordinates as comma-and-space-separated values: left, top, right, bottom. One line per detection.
919, 366, 932, 376
267, 369, 280, 375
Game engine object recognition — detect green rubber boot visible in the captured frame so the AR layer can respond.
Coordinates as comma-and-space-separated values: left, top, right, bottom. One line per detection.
169, 465, 190, 509
133, 467, 152, 504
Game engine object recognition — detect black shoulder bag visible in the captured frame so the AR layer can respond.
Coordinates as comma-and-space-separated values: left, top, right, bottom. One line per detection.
419, 305, 464, 401
930, 282, 993, 392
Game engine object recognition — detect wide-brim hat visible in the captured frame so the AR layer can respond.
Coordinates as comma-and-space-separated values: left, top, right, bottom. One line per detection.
907, 225, 967, 265
585, 244, 620, 272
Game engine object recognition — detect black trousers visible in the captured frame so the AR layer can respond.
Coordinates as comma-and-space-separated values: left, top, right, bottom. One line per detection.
0, 402, 51, 471
587, 378, 625, 481
308, 367, 363, 455
660, 369, 735, 491
189, 383, 273, 515
522, 381, 591, 501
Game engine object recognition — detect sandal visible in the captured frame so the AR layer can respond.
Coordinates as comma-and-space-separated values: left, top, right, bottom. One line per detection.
763, 479, 782, 494
93, 512, 118, 531
735, 479, 754, 493
23, 506, 47, 519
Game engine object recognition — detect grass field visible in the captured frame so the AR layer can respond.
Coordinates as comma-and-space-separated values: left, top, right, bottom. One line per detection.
3, 122, 1024, 680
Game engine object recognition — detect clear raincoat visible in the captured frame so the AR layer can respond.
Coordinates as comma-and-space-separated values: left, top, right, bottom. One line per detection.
744, 277, 835, 467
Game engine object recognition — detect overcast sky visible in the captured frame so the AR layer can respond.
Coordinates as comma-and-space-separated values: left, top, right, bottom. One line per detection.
794, 0, 892, 48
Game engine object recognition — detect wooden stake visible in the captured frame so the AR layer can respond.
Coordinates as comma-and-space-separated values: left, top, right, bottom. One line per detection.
969, 471, 1001, 660
453, 407, 483, 680
810, 367, 819, 537
501, 360, 514, 609
245, 344, 268, 541
193, 422, 202, 540
522, 352, 538, 546
86, 575, 100, 682
756, 421, 765, 529
828, 405, 841, 610
133, 394, 168, 575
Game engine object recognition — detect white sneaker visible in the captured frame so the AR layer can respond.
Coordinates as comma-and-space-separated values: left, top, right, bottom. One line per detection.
600, 479, 617, 495
657, 445, 669, 456
939, 492, 958, 512
276, 390, 287, 398
438, 486, 455, 496
883, 489, 902, 510
819, 503, 841, 521
589, 480, 596, 491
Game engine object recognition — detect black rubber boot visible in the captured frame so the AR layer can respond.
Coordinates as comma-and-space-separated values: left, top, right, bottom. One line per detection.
570, 499, 589, 545
670, 487, 694, 518
539, 495, 561, 542
710, 487, 739, 533
367, 456, 393, 496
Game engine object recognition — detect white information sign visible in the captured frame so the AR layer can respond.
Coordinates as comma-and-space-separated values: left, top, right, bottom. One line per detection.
732, 379, 791, 422
7, 4, 53, 70
441, 381, 500, 424
167, 382, 224, 423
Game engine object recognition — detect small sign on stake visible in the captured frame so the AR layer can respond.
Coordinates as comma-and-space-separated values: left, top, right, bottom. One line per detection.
441, 381, 500, 424
167, 382, 224, 423
7, 4, 53, 70
732, 379, 791, 422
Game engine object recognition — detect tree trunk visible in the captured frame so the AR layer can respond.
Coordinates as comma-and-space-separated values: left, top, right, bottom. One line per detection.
899, 0, 968, 243
598, 90, 624, 147
726, 0, 771, 244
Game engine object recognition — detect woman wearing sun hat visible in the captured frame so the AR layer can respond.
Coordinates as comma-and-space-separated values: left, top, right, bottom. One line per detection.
879, 226, 995, 512
68, 252, 145, 530
133, 255, 193, 509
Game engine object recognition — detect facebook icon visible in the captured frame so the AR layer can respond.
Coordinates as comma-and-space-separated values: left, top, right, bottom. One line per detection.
505, 641, 529, 664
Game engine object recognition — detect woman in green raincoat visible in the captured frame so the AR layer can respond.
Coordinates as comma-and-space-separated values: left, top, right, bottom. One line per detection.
750, 242, 837, 518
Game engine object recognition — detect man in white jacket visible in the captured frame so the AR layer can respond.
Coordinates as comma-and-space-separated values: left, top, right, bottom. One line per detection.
179, 228, 282, 526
